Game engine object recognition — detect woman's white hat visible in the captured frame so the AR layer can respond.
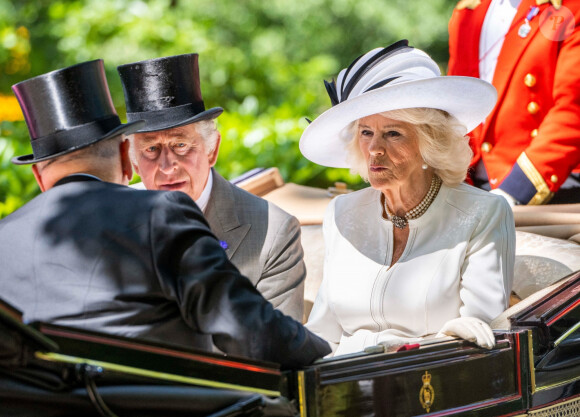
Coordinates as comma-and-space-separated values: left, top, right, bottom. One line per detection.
299, 40, 497, 168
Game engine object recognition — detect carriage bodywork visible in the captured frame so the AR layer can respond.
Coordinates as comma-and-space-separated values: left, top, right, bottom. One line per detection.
1, 271, 579, 416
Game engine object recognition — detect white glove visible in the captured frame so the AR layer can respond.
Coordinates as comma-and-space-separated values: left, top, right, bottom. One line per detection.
436, 317, 495, 349
490, 188, 519, 207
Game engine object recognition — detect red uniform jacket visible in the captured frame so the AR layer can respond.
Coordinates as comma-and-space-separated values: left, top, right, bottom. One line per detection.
448, 0, 580, 204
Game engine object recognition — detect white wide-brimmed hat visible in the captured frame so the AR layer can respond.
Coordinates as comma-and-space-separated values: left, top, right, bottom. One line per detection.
299, 40, 497, 168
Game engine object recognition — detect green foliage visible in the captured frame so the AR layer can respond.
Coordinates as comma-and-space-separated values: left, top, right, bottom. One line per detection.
0, 122, 39, 218
0, 0, 456, 216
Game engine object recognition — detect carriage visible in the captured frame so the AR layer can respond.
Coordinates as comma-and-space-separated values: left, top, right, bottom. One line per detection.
2, 169, 579, 416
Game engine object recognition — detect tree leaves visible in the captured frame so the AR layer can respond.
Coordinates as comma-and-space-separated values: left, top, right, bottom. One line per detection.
0, 0, 456, 216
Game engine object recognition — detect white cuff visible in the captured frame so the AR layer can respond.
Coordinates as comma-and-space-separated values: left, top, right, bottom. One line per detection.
490, 188, 519, 207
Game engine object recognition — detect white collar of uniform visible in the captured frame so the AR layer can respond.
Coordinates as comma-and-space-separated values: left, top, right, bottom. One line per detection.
196, 169, 213, 213
479, 0, 522, 83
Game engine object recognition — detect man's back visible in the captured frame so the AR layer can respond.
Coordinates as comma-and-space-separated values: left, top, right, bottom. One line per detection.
0, 176, 330, 366
0, 176, 216, 350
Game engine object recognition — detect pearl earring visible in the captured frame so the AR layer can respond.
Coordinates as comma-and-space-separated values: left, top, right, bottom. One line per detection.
422, 162, 428, 170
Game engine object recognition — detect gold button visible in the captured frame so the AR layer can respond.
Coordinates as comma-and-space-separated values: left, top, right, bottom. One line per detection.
530, 129, 538, 138
481, 142, 492, 153
527, 101, 540, 114
550, 175, 558, 183
524, 73, 536, 87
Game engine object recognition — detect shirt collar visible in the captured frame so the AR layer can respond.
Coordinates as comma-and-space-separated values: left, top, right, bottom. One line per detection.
196, 169, 213, 213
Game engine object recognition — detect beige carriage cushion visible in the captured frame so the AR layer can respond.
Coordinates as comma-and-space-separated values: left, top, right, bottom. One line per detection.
513, 204, 580, 227
513, 203, 580, 215
516, 224, 580, 242
513, 231, 580, 300
263, 183, 334, 226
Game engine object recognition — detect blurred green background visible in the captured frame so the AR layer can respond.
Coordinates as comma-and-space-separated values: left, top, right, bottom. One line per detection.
0, 0, 456, 218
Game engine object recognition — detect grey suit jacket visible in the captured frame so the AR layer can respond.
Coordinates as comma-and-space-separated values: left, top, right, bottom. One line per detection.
204, 170, 305, 320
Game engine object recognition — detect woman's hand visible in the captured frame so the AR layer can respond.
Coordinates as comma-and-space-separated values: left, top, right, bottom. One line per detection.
436, 317, 495, 349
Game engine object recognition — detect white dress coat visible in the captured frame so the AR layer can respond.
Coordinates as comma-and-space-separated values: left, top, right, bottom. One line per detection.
306, 182, 515, 356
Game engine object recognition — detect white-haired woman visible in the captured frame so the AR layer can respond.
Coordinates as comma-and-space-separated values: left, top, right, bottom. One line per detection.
301, 40, 515, 357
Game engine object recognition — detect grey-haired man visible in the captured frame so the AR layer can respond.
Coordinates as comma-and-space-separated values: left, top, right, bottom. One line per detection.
117, 54, 305, 321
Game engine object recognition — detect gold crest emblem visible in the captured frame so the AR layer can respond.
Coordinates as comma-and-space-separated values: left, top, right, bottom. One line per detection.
419, 371, 435, 413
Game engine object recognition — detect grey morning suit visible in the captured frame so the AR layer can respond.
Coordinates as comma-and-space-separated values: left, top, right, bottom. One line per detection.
204, 169, 305, 321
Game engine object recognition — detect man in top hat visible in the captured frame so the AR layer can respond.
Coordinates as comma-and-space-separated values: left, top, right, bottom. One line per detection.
117, 54, 306, 321
0, 60, 330, 368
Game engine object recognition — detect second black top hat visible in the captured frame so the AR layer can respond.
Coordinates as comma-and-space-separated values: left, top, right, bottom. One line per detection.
117, 53, 223, 133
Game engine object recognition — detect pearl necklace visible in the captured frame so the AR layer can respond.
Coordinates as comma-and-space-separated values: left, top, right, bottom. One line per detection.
383, 175, 442, 229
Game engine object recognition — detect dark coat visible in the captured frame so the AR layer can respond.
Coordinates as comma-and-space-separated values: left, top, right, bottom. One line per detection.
0, 175, 329, 367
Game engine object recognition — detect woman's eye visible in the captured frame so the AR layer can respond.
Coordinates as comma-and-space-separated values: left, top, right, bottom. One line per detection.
385, 130, 402, 138
360, 129, 373, 136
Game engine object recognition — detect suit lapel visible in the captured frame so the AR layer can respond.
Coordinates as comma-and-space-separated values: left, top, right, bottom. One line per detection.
204, 169, 250, 259
483, 0, 545, 138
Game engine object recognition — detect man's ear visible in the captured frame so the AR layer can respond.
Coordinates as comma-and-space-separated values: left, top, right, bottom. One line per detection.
126, 135, 141, 176
119, 138, 133, 184
32, 164, 47, 192
208, 132, 221, 167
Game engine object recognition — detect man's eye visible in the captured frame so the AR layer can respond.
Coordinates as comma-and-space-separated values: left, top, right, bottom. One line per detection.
145, 145, 159, 154
142, 146, 159, 159
173, 143, 190, 154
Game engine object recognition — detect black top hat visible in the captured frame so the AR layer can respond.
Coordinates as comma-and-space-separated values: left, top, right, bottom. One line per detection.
117, 53, 223, 133
11, 60, 145, 165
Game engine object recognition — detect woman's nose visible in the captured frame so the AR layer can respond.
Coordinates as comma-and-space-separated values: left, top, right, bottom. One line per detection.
368, 138, 385, 156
